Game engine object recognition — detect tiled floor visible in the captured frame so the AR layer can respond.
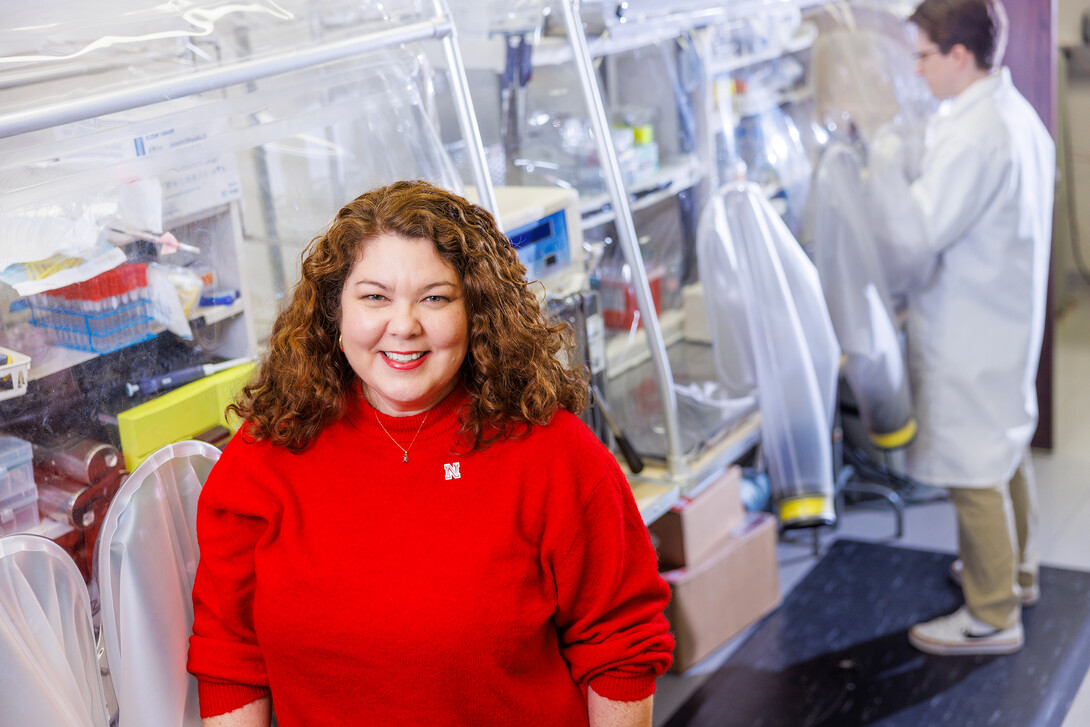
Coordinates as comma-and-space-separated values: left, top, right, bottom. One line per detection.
653, 295, 1090, 726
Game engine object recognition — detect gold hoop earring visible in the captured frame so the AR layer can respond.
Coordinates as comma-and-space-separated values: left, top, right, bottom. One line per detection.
338, 334, 344, 352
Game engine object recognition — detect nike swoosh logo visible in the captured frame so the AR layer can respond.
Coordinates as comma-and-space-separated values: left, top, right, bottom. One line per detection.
961, 628, 1001, 639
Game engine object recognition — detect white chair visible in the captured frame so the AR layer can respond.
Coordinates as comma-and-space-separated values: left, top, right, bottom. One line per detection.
0, 533, 111, 726
96, 440, 220, 727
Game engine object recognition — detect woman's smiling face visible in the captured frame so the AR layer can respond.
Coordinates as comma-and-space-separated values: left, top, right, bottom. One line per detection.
339, 233, 468, 416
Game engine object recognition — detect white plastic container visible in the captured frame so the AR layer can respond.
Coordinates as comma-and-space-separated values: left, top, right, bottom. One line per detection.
0, 346, 31, 402
0, 434, 39, 534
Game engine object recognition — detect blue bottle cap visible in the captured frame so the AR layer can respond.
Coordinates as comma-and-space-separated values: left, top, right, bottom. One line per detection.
199, 288, 240, 307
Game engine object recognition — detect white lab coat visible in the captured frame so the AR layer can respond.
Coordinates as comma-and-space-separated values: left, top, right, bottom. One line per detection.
866, 68, 1055, 487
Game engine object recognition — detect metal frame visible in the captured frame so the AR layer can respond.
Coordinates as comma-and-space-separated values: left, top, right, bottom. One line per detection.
559, 0, 688, 481
556, 0, 823, 484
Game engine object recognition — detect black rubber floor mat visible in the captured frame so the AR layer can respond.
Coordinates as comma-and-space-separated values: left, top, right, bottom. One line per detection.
665, 539, 1090, 727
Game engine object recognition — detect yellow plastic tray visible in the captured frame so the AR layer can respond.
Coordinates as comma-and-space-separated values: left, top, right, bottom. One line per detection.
118, 362, 255, 471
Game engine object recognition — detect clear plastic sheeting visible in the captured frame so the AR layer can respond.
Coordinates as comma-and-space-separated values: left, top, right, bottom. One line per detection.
607, 340, 756, 462
235, 48, 463, 341
237, 50, 463, 245
0, 1, 431, 117
698, 182, 840, 528
447, 0, 548, 36
1, 43, 461, 347
0, 534, 110, 727
0, 178, 164, 295
732, 99, 813, 235
513, 38, 690, 198
96, 441, 221, 727
807, 2, 934, 144
809, 143, 915, 447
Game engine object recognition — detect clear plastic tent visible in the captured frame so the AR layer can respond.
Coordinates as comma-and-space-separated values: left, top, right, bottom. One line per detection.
0, 0, 433, 115
96, 441, 221, 727
0, 534, 110, 727
698, 182, 840, 527
241, 48, 464, 246
1, 4, 465, 345
807, 1, 934, 144
809, 142, 916, 447
733, 100, 814, 236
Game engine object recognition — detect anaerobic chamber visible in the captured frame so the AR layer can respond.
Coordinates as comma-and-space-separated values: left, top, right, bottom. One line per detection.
0, 0, 496, 449
0, 4, 498, 714
450, 0, 777, 501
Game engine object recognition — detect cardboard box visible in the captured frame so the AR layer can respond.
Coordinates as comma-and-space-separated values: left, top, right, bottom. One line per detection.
681, 282, 712, 343
662, 512, 781, 673
650, 465, 744, 569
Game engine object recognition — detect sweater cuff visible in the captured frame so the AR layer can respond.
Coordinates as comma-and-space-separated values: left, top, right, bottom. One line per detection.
588, 672, 657, 702
198, 680, 271, 718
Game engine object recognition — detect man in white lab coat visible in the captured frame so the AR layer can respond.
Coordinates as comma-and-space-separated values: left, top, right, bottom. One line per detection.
866, 0, 1055, 656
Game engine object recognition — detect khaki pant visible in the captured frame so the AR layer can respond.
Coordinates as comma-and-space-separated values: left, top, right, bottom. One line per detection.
946, 454, 1039, 630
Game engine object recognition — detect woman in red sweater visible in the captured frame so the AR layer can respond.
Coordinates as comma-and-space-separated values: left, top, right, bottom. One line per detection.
187, 180, 674, 726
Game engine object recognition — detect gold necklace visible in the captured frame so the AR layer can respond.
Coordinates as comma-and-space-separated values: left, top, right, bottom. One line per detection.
374, 410, 429, 463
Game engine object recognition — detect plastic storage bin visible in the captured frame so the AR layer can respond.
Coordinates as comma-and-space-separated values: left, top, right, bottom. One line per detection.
0, 435, 34, 501
0, 435, 39, 535
0, 493, 40, 534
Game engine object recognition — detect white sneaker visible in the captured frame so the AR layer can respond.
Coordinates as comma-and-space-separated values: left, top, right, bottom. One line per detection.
909, 606, 1024, 656
949, 559, 1040, 606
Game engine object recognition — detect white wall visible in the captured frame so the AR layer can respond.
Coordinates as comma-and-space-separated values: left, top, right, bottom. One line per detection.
1057, 0, 1090, 305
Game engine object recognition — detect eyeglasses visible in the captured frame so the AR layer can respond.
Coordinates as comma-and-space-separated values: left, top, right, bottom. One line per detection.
913, 49, 943, 61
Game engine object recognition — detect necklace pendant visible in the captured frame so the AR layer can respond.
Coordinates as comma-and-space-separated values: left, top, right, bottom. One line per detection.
403, 454, 408, 463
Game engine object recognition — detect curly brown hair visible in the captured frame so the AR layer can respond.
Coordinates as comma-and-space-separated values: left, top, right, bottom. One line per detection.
230, 179, 588, 451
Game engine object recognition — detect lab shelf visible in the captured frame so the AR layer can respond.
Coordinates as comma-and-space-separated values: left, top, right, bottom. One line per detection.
707, 20, 819, 77
28, 346, 108, 383
552, 0, 730, 485
533, 24, 699, 68
532, 0, 823, 69
450, 0, 834, 498
455, 0, 806, 489
628, 410, 761, 498
579, 156, 706, 230
190, 298, 246, 327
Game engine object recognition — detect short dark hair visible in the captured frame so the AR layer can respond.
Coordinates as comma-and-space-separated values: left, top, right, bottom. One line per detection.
910, 0, 1008, 71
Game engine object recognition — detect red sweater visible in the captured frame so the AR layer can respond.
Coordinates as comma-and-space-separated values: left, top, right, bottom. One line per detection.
187, 387, 673, 726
